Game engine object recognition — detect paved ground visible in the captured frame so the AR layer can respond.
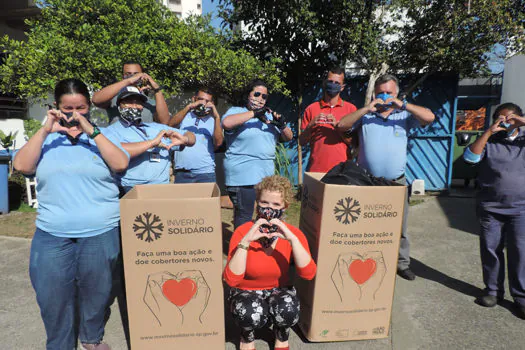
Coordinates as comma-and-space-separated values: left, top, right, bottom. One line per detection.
1, 192, 524, 349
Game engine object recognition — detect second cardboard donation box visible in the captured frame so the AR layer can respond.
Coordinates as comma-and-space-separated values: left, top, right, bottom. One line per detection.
296, 172, 406, 342
120, 184, 225, 350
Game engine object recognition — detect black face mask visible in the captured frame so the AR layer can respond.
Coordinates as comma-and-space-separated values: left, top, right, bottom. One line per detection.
58, 111, 90, 128
256, 205, 285, 249
324, 80, 342, 98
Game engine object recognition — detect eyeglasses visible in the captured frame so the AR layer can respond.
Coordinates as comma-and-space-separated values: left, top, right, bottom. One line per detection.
253, 91, 268, 100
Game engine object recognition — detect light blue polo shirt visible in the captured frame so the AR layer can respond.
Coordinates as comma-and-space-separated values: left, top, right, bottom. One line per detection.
174, 111, 216, 174
355, 110, 421, 180
222, 106, 281, 186
17, 131, 129, 238
104, 121, 182, 188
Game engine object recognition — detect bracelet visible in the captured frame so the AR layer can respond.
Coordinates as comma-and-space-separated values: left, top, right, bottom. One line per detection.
152, 87, 162, 94
237, 242, 250, 250
400, 99, 408, 111
89, 126, 101, 139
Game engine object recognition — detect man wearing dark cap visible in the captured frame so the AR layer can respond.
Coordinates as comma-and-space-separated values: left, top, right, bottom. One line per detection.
104, 86, 195, 193
93, 61, 170, 125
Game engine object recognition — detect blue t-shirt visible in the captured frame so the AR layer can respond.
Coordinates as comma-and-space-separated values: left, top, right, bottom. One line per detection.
104, 121, 182, 188
174, 111, 216, 174
464, 129, 525, 214
17, 131, 129, 238
355, 110, 420, 180
221, 106, 281, 186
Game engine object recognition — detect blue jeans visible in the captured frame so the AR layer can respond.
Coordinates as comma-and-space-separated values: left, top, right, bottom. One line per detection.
227, 185, 257, 229
29, 227, 121, 350
174, 171, 216, 184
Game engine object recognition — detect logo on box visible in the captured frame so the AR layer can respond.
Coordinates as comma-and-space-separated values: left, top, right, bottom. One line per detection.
133, 212, 164, 242
333, 197, 361, 224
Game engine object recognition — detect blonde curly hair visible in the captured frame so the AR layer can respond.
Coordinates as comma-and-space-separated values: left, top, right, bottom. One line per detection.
255, 175, 293, 207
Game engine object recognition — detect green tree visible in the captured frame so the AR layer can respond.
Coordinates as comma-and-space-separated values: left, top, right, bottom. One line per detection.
0, 0, 286, 103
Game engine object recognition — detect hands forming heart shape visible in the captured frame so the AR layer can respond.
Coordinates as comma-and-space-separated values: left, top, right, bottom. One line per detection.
153, 130, 188, 150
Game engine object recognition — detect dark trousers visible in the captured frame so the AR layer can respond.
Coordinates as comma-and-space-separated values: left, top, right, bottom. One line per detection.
393, 176, 410, 270
227, 185, 257, 229
478, 208, 525, 306
229, 287, 300, 343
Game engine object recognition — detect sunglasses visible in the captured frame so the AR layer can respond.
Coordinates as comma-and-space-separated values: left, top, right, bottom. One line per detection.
253, 91, 268, 100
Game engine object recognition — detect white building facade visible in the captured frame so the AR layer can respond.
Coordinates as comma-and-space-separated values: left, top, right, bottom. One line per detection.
158, 0, 202, 18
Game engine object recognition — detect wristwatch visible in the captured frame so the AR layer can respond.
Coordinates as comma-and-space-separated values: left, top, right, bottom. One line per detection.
152, 87, 162, 94
237, 242, 250, 250
400, 99, 408, 111
89, 126, 101, 139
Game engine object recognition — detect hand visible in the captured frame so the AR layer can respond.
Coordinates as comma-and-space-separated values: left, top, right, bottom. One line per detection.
175, 270, 211, 324
270, 111, 286, 130
489, 116, 507, 135
125, 72, 148, 87
154, 130, 188, 150
188, 100, 206, 110
143, 271, 184, 327
506, 114, 525, 128
387, 97, 404, 110
367, 98, 385, 113
242, 218, 277, 244
268, 218, 297, 242
71, 111, 95, 135
43, 109, 69, 134
142, 73, 160, 90
253, 107, 270, 123
205, 102, 219, 118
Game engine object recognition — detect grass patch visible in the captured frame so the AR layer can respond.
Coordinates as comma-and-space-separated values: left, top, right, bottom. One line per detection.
14, 203, 37, 213
409, 198, 425, 206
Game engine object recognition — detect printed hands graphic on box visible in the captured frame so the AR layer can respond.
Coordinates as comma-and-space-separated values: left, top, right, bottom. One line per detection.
144, 270, 210, 327
331, 251, 386, 303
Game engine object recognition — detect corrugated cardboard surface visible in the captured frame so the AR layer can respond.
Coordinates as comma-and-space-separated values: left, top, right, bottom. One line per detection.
297, 173, 406, 342
120, 184, 225, 349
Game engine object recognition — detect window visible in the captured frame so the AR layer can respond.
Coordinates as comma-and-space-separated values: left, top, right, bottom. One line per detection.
169, 0, 181, 4
197, 4, 201, 9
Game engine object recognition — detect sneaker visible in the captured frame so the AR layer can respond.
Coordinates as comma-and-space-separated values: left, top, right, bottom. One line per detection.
476, 294, 500, 307
397, 268, 416, 281
515, 302, 525, 320
81, 343, 111, 350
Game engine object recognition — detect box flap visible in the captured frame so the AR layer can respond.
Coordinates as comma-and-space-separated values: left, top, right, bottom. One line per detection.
122, 183, 220, 200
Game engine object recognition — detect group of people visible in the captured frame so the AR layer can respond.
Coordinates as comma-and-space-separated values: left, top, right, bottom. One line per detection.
13, 59, 523, 350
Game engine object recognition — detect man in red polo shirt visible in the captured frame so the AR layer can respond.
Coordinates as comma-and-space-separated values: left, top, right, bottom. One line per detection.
299, 66, 357, 172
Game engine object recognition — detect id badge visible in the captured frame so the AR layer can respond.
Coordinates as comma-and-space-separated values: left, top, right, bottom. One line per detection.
150, 151, 161, 162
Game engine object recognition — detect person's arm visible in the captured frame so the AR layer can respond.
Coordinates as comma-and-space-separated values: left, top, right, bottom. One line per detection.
270, 219, 312, 269
280, 126, 293, 142
337, 98, 383, 132
222, 109, 255, 130
142, 74, 169, 125
463, 116, 505, 164
12, 109, 61, 174
76, 114, 129, 172
92, 74, 147, 109
210, 104, 224, 149
225, 219, 268, 277
168, 101, 201, 127
122, 129, 195, 158
405, 103, 435, 126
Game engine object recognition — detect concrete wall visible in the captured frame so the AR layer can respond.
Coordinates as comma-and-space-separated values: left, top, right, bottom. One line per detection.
501, 55, 525, 108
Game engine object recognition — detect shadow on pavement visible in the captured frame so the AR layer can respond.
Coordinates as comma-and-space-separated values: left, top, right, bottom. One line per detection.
410, 258, 482, 298
436, 192, 479, 236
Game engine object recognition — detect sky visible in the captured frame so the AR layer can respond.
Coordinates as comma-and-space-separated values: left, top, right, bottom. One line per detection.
202, 0, 224, 29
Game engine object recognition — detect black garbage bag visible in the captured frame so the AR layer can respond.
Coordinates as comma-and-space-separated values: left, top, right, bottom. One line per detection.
320, 161, 401, 186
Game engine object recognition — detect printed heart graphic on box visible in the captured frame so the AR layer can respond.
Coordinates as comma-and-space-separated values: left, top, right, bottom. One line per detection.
349, 259, 377, 285
162, 278, 197, 306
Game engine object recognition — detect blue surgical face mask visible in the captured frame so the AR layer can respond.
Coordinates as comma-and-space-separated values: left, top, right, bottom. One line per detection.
324, 81, 342, 98
376, 92, 394, 104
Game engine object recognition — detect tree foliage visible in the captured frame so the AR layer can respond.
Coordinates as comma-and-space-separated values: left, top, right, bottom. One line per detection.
0, 0, 286, 102
216, 0, 525, 96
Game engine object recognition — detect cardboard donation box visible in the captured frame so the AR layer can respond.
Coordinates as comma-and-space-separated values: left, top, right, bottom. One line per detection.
120, 184, 225, 349
296, 172, 406, 342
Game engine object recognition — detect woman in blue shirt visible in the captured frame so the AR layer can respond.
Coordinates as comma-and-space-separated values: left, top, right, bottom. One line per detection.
221, 79, 293, 228
463, 102, 525, 320
13, 79, 129, 350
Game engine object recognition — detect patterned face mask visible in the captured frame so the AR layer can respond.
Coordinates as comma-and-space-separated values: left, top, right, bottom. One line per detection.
256, 205, 285, 248
118, 107, 143, 126
193, 104, 212, 118
58, 111, 90, 128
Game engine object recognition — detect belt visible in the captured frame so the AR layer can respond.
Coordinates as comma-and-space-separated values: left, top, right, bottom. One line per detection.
175, 168, 191, 173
